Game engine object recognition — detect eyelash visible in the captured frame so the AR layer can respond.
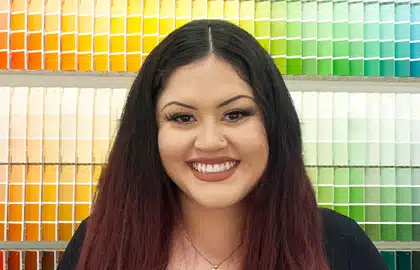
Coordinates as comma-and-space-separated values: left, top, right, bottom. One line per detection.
163, 109, 257, 124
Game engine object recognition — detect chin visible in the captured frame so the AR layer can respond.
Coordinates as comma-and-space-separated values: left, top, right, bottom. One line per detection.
188, 191, 246, 210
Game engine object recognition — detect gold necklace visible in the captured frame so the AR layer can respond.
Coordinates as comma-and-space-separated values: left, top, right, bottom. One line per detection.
182, 228, 243, 270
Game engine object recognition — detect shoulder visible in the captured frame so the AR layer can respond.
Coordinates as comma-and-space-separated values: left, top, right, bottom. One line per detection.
319, 208, 388, 270
320, 207, 360, 236
70, 217, 89, 245
57, 218, 89, 270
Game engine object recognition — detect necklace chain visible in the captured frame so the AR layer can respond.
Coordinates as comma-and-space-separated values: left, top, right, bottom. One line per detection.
182, 228, 243, 270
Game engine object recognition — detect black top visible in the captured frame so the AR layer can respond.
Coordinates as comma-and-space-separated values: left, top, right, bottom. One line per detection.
58, 208, 388, 270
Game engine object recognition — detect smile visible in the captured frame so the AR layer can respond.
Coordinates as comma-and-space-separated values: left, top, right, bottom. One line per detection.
187, 157, 240, 182
192, 161, 236, 173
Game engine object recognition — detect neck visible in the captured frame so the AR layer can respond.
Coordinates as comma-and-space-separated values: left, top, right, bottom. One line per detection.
176, 193, 247, 264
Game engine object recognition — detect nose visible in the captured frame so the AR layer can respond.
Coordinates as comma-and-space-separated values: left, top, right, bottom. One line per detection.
193, 121, 227, 152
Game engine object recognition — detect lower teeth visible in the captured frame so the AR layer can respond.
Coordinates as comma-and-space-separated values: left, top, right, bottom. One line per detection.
194, 168, 231, 173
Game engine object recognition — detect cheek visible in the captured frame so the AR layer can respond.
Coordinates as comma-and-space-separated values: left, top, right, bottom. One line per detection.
237, 121, 268, 155
234, 121, 269, 171
158, 127, 191, 165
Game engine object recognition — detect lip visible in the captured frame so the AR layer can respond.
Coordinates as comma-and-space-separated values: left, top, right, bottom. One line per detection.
187, 156, 240, 183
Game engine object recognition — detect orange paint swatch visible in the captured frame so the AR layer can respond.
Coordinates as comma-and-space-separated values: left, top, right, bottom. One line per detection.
62, 34, 76, 51
127, 54, 141, 72
9, 184, 23, 202
94, 54, 108, 71
45, 53, 59, 71
45, 34, 59, 51
28, 14, 42, 32
75, 203, 90, 221
11, 31, 24, 49
76, 185, 90, 201
59, 223, 73, 240
27, 165, 41, 183
76, 166, 91, 183
10, 165, 24, 183
8, 223, 22, 240
28, 52, 42, 70
42, 224, 56, 241
127, 35, 141, 52
11, 13, 25, 31
28, 33, 42, 51
143, 36, 158, 53
59, 204, 72, 221
78, 54, 92, 71
9, 204, 22, 222
43, 165, 57, 183
42, 204, 56, 221
110, 35, 124, 53
0, 52, 7, 69
0, 204, 4, 220
78, 35, 92, 52
43, 185, 57, 202
62, 53, 76, 71
62, 15, 76, 33
111, 55, 125, 71
11, 51, 25, 69
0, 184, 5, 202
25, 204, 40, 221
26, 223, 40, 241
59, 185, 73, 202
94, 35, 108, 53
25, 185, 40, 202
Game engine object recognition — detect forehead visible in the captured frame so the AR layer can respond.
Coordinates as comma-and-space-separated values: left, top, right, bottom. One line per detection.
157, 56, 254, 106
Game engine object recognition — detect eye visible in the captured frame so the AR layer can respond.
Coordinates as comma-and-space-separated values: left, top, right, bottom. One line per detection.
223, 109, 257, 123
223, 111, 246, 122
175, 114, 195, 123
165, 113, 195, 124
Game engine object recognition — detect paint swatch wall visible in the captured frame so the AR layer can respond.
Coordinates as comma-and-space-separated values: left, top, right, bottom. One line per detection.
1, 0, 420, 270
0, 0, 419, 76
1, 86, 420, 269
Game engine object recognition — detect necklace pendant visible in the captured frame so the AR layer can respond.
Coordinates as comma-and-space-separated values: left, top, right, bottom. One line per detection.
211, 266, 218, 270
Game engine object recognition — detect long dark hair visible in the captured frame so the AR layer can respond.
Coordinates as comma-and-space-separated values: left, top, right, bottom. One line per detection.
77, 19, 329, 270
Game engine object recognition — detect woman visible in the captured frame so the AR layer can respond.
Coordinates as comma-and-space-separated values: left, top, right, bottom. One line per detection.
58, 20, 387, 270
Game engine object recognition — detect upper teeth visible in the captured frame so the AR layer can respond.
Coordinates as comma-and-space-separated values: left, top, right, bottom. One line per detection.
192, 161, 236, 173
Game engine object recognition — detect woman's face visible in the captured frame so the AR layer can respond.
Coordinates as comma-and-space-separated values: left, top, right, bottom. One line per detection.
156, 55, 269, 209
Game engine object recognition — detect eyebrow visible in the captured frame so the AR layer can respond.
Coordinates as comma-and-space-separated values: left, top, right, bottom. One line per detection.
160, 95, 254, 112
